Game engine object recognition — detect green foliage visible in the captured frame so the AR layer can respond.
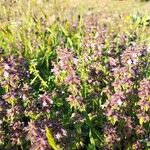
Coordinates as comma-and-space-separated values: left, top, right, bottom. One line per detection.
45, 126, 59, 150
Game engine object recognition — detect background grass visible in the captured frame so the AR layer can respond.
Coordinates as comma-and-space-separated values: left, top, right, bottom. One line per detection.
1, 0, 150, 25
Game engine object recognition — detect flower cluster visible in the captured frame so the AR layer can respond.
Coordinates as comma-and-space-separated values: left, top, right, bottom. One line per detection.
0, 56, 30, 146
137, 79, 150, 125
0, 56, 67, 149
52, 47, 84, 110
0, 15, 150, 150
103, 44, 150, 149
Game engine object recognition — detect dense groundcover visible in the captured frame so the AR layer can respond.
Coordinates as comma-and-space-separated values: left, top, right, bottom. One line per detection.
0, 14, 150, 150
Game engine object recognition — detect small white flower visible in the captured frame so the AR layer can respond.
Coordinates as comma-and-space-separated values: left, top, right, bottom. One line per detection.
4, 71, 9, 78
132, 53, 137, 58
4, 64, 10, 70
71, 113, 76, 118
117, 99, 122, 106
42, 101, 47, 107
55, 133, 62, 140
61, 129, 67, 136
7, 109, 12, 114
22, 95, 26, 100
101, 104, 105, 109
147, 46, 150, 52
127, 59, 132, 65
0, 120, 3, 124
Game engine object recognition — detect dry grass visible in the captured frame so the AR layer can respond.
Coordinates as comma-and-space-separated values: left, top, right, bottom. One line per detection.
0, 0, 150, 26
73, 0, 150, 14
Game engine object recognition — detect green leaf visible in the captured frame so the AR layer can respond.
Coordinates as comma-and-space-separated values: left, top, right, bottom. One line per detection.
61, 26, 68, 37
139, 117, 144, 126
45, 126, 59, 150
92, 128, 103, 142
89, 129, 95, 145
109, 116, 118, 125
87, 144, 96, 150
82, 111, 91, 127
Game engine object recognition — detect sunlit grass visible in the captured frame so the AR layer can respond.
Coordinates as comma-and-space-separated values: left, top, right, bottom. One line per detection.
0, 0, 150, 26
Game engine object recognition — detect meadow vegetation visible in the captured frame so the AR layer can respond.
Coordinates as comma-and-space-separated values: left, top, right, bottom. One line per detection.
0, 0, 150, 150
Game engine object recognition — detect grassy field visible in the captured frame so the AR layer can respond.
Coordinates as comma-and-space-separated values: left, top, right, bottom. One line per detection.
1, 0, 150, 25
0, 0, 150, 150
